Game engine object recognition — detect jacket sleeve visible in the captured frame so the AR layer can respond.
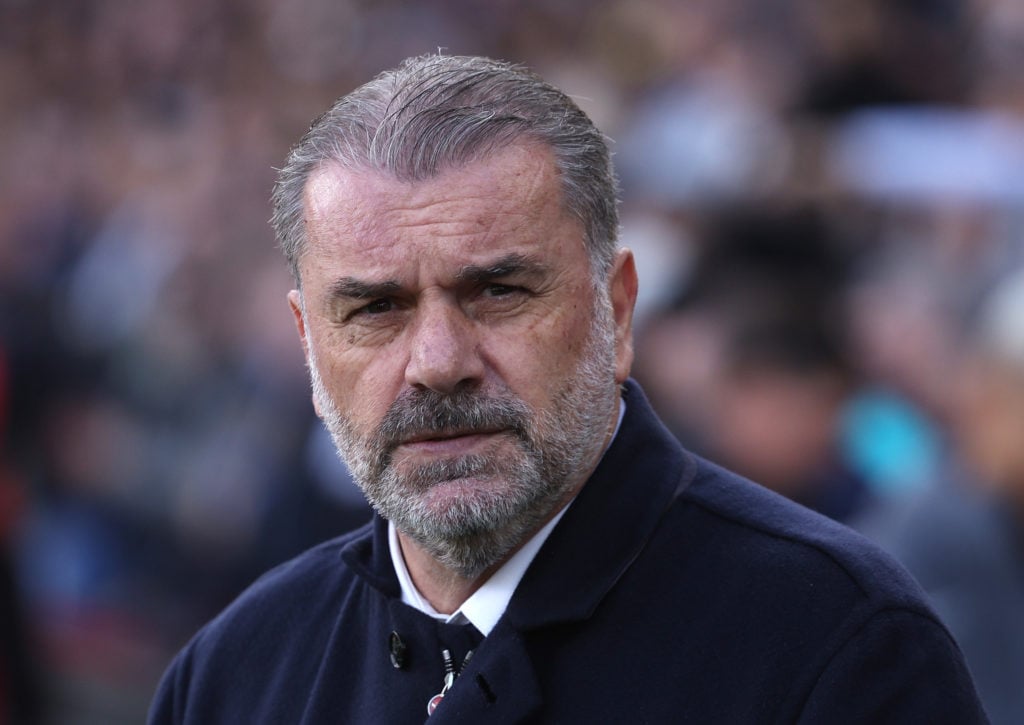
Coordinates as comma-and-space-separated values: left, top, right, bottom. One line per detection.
797, 607, 988, 724
147, 644, 194, 725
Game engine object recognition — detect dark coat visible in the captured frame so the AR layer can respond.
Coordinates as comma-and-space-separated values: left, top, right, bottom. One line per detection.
149, 381, 987, 724
856, 467, 1024, 724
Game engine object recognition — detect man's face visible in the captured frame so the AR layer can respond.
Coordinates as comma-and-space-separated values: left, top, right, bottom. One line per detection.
289, 143, 636, 577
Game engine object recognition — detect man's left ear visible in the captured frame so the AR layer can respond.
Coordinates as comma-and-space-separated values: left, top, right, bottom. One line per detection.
609, 248, 639, 384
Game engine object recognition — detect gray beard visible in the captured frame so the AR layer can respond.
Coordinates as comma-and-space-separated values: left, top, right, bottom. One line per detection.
308, 291, 618, 579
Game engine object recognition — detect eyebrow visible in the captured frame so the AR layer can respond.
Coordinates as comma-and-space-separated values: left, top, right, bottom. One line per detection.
455, 253, 548, 285
326, 277, 403, 301
324, 253, 548, 304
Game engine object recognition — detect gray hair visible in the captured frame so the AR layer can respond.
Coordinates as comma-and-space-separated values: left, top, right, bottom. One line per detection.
270, 54, 620, 285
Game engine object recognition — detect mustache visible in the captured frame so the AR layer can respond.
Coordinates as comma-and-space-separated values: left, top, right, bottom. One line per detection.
376, 388, 532, 451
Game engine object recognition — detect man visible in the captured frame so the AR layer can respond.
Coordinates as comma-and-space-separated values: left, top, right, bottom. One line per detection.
149, 55, 986, 723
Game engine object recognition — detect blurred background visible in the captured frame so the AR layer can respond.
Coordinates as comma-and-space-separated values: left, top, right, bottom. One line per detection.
2, 0, 1024, 722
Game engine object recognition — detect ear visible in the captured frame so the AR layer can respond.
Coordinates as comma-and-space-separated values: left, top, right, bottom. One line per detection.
287, 289, 309, 358
609, 248, 639, 384
288, 289, 322, 417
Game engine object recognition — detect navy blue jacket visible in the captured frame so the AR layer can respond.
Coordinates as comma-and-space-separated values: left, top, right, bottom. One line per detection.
149, 382, 987, 723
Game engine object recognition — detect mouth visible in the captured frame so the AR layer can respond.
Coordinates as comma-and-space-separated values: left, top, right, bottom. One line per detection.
396, 428, 508, 456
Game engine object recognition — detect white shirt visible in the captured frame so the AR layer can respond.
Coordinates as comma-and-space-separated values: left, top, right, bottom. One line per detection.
389, 399, 626, 636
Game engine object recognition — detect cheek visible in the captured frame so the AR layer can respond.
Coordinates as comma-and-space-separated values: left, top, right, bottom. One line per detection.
316, 342, 400, 422
483, 308, 592, 396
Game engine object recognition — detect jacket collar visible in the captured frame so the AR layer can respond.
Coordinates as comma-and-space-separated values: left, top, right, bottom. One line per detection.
502, 380, 696, 631
340, 513, 400, 598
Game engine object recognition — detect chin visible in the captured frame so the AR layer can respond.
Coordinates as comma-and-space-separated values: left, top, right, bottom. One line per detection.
415, 475, 516, 517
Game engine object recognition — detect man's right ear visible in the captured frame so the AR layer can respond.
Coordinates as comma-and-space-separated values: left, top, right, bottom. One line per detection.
287, 289, 310, 361
288, 290, 322, 417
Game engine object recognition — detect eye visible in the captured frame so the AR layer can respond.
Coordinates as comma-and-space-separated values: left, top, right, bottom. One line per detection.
344, 298, 396, 322
483, 284, 521, 297
362, 299, 394, 314
472, 283, 531, 317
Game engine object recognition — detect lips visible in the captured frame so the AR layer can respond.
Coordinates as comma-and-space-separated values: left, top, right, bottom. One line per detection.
396, 428, 507, 456
401, 426, 503, 444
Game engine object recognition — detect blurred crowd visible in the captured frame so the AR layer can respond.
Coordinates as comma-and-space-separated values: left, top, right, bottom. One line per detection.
2, 0, 1023, 722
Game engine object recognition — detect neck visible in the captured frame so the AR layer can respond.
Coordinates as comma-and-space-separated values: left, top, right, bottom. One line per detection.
396, 532, 492, 614
395, 477, 588, 614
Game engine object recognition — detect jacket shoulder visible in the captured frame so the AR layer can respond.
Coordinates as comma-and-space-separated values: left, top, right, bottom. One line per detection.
677, 456, 934, 610
641, 458, 985, 721
149, 523, 376, 723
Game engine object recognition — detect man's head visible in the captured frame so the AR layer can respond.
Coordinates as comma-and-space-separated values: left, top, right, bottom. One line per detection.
272, 54, 620, 288
273, 55, 637, 579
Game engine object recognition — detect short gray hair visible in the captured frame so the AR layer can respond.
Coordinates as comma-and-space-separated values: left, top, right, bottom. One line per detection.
270, 54, 620, 285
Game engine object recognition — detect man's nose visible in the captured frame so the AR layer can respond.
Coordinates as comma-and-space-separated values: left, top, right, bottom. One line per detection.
404, 300, 485, 394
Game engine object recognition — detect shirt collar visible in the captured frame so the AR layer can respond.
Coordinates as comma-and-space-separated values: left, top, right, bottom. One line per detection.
388, 398, 627, 636
388, 503, 569, 635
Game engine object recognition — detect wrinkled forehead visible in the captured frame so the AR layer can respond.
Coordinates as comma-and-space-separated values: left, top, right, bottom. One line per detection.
304, 144, 571, 245
309, 139, 563, 202
296, 143, 587, 286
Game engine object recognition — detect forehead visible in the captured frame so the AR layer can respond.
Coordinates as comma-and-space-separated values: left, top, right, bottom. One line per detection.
299, 144, 584, 278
